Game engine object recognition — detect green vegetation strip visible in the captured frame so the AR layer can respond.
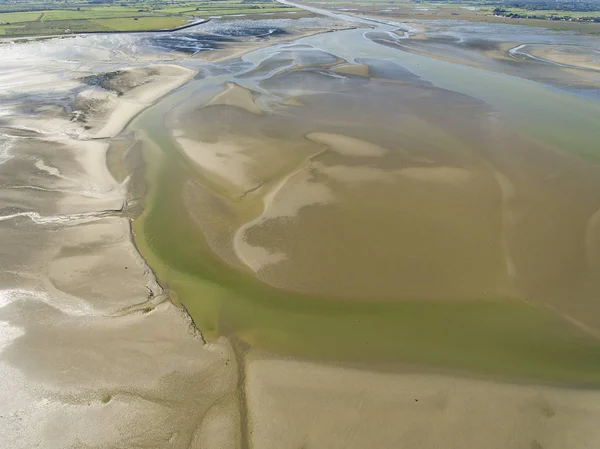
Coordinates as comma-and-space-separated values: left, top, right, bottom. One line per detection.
131, 95, 600, 387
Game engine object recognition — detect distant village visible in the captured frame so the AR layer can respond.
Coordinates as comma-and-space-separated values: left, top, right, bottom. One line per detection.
492, 7, 600, 22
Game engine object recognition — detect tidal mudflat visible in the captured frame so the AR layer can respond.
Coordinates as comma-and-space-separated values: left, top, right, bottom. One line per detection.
3, 7, 600, 449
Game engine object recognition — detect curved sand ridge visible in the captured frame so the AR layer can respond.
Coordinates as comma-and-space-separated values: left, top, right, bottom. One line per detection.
205, 82, 263, 115
233, 148, 332, 272
331, 62, 371, 77
175, 134, 257, 193
512, 44, 600, 72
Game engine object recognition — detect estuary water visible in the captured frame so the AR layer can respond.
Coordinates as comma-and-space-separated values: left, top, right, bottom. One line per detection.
131, 15, 600, 385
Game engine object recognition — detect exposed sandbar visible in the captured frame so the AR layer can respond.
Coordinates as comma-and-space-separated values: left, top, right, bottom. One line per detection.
78, 65, 197, 138
331, 62, 370, 77
205, 82, 263, 115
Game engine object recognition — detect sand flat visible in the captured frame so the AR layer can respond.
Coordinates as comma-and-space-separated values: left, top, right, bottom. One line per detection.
176, 135, 256, 192
0, 35, 245, 448
205, 82, 263, 115
234, 161, 334, 272
331, 62, 370, 77
247, 355, 600, 449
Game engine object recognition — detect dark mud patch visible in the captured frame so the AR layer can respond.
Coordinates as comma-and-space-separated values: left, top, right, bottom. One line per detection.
148, 32, 234, 54
211, 26, 287, 38
83, 67, 161, 96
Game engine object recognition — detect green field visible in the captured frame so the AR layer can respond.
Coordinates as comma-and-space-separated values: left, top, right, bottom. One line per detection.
0, 0, 301, 36
304, 0, 600, 34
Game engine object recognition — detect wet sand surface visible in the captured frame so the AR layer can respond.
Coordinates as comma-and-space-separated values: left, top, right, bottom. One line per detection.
246, 351, 600, 449
3, 7, 600, 449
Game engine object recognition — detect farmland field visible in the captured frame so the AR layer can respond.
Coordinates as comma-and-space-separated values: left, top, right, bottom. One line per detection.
303, 0, 600, 34
0, 0, 303, 36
